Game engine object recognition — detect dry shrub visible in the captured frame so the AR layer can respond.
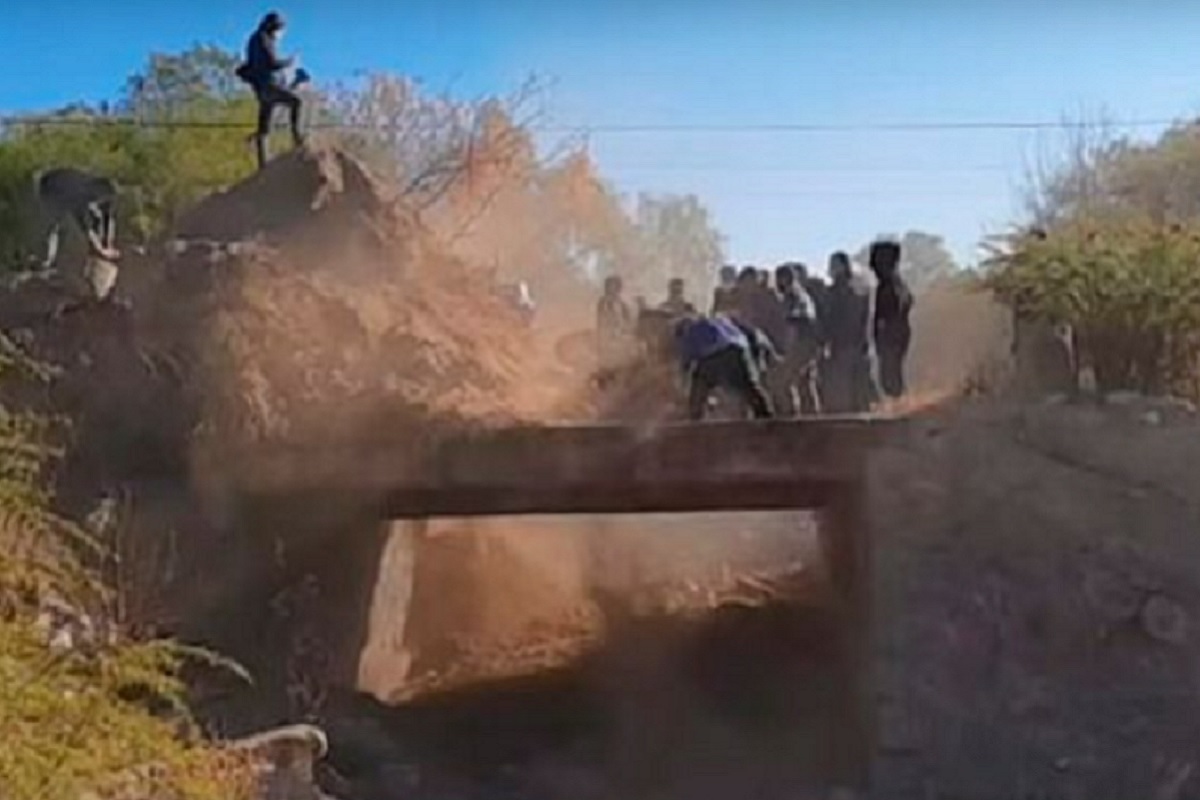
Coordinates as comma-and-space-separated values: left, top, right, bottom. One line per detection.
0, 336, 252, 800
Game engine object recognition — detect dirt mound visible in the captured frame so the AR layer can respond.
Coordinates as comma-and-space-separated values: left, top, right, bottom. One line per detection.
870, 397, 1200, 799
174, 147, 391, 245
119, 146, 566, 452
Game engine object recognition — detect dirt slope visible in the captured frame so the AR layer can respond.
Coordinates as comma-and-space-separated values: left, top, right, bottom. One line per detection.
120, 145, 566, 453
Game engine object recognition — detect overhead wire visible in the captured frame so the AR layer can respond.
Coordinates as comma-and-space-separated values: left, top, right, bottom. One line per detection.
0, 113, 1180, 134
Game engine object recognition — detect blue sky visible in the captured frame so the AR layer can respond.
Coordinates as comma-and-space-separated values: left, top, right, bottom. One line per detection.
2, 0, 1199, 267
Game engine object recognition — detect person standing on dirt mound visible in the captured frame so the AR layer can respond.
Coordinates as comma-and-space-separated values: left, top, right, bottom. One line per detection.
239, 11, 306, 170
869, 239, 914, 400
674, 314, 774, 421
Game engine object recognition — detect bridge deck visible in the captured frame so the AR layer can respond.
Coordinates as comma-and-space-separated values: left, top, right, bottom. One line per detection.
228, 417, 894, 519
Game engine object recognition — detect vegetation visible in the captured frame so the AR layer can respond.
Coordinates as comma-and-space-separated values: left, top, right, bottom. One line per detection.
987, 119, 1200, 396
0, 339, 254, 799
988, 218, 1200, 395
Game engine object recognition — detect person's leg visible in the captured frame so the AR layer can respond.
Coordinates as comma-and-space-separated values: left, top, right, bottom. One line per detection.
797, 360, 821, 415
687, 361, 717, 421
896, 338, 911, 397
254, 91, 276, 169
793, 339, 821, 415
765, 354, 797, 418
820, 352, 847, 414
43, 221, 61, 271
98, 199, 117, 255
878, 344, 903, 399
721, 346, 773, 419
282, 89, 304, 147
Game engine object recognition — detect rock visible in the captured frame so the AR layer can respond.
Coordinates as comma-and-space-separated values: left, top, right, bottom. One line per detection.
323, 715, 403, 771
1083, 566, 1143, 623
1140, 594, 1188, 645
230, 724, 329, 800
1105, 391, 1143, 407
1154, 759, 1194, 800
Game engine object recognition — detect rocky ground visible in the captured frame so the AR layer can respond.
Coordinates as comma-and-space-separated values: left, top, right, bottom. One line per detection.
869, 394, 1200, 800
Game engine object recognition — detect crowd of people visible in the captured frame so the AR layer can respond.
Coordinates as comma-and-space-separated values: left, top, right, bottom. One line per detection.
595, 241, 915, 420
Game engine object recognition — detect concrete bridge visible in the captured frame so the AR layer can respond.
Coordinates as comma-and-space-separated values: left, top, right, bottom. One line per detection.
203, 416, 895, 789
231, 417, 888, 518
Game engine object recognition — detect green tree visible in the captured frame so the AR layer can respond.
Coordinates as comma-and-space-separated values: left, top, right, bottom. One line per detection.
986, 218, 1200, 396
123, 45, 247, 118
0, 45, 259, 267
986, 117, 1200, 398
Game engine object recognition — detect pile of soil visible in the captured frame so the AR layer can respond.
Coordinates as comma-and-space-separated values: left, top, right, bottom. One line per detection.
126, 148, 605, 713
869, 395, 1200, 799
120, 146, 571, 452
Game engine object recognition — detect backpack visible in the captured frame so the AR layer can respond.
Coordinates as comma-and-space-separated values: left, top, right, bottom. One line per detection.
234, 63, 254, 86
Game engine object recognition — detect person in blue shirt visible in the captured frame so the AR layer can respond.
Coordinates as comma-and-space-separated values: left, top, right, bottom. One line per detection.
674, 314, 774, 421
239, 12, 305, 169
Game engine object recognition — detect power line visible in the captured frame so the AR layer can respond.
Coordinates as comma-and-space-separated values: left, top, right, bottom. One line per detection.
542, 119, 1179, 133
0, 113, 1181, 134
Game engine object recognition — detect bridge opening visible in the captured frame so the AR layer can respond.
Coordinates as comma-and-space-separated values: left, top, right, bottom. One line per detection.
335, 509, 866, 800
222, 420, 881, 796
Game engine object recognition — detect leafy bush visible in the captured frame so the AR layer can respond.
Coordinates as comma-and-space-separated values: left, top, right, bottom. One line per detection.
987, 217, 1200, 396
0, 338, 254, 800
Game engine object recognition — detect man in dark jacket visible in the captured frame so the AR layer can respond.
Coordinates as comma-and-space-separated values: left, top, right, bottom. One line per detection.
869, 240, 914, 400
240, 11, 305, 169
821, 251, 873, 412
675, 314, 774, 421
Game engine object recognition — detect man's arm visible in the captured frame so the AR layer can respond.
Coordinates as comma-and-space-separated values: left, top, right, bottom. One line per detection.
263, 34, 294, 71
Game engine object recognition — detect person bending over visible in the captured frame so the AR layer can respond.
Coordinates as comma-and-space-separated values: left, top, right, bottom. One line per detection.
675, 314, 774, 421
34, 167, 120, 270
